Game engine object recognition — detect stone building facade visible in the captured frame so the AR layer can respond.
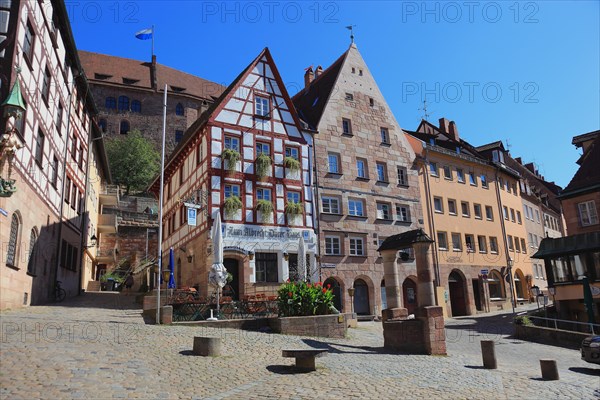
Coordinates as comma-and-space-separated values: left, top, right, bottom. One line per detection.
1, 0, 110, 309
150, 48, 316, 300
78, 52, 225, 155
293, 44, 422, 316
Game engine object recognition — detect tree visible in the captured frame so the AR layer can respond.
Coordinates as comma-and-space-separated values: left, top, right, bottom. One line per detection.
105, 130, 160, 195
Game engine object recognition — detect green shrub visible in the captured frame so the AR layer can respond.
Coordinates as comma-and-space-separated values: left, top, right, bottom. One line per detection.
256, 199, 273, 221
514, 315, 533, 326
285, 201, 303, 216
255, 153, 272, 177
223, 196, 242, 214
283, 156, 300, 173
221, 149, 240, 172
277, 281, 335, 317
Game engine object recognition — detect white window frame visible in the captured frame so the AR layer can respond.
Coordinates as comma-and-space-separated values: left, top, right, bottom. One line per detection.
376, 162, 388, 182
397, 166, 408, 186
485, 205, 494, 221
477, 235, 487, 253
451, 233, 462, 252
325, 236, 341, 255
376, 202, 391, 220
380, 127, 390, 144
429, 162, 439, 177
434, 197, 444, 213
224, 184, 240, 198
474, 203, 482, 219
461, 201, 470, 217
396, 205, 410, 222
489, 237, 499, 254
465, 234, 475, 253
348, 199, 365, 217
448, 199, 457, 215
349, 237, 365, 256
224, 136, 240, 151
256, 188, 271, 201
255, 95, 270, 117
437, 231, 448, 250
443, 165, 452, 180
328, 153, 340, 174
456, 168, 465, 183
322, 196, 340, 214
356, 158, 367, 179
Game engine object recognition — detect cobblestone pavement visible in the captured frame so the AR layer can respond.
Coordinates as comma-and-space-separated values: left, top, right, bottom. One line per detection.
1, 293, 599, 399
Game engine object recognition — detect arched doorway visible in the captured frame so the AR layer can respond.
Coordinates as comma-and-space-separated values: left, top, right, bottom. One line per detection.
514, 269, 526, 301
448, 270, 467, 317
402, 277, 417, 315
223, 258, 240, 300
324, 277, 343, 312
353, 278, 370, 315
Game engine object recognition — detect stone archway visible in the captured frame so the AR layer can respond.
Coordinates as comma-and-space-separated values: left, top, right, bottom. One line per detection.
223, 258, 240, 300
353, 278, 370, 315
324, 277, 343, 312
402, 276, 418, 315
514, 269, 526, 301
448, 270, 468, 317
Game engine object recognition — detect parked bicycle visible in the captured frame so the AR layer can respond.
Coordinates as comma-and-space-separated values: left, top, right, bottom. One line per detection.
54, 281, 66, 302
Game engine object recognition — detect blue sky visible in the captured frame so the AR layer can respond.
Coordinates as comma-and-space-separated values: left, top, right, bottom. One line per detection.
68, 1, 599, 188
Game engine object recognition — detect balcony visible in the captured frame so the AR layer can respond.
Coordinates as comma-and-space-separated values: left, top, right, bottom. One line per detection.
97, 214, 117, 233
99, 184, 119, 206
96, 247, 117, 263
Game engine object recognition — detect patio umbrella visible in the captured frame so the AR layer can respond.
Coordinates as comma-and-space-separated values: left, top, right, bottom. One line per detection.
168, 247, 176, 289
208, 213, 227, 317
298, 236, 306, 282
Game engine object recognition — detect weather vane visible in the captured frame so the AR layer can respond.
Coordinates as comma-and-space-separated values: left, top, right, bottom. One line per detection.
419, 98, 431, 121
346, 25, 356, 44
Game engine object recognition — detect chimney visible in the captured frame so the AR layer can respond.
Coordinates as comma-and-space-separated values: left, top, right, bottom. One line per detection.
438, 118, 450, 134
448, 120, 459, 142
315, 65, 323, 78
304, 67, 314, 88
515, 157, 523, 165
150, 55, 157, 91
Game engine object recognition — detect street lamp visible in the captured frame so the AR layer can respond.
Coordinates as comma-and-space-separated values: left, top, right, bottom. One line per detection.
531, 285, 540, 311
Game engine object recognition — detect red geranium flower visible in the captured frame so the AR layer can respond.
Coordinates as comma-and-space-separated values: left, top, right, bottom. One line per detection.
322, 288, 327, 293
317, 282, 322, 286
327, 284, 331, 289
288, 292, 293, 298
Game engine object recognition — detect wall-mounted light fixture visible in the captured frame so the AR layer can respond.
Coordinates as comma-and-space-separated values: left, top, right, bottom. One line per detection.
283, 252, 289, 261
84, 234, 97, 248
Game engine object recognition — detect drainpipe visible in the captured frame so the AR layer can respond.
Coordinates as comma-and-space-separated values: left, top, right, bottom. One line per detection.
423, 147, 441, 288
309, 133, 323, 283
494, 169, 516, 314
53, 72, 77, 297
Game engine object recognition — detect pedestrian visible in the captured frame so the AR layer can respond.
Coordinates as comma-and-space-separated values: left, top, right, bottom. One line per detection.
124, 273, 134, 296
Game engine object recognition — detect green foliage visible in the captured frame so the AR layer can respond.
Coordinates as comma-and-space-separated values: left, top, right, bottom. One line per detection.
105, 130, 160, 195
100, 271, 125, 284
285, 201, 303, 216
514, 315, 533, 326
256, 199, 273, 221
277, 281, 335, 317
255, 153, 272, 177
223, 196, 242, 214
283, 156, 300, 172
221, 149, 240, 172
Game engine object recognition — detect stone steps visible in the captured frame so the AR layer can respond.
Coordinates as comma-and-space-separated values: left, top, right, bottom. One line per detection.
86, 281, 102, 292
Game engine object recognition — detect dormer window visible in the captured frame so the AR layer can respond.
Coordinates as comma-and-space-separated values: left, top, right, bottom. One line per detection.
95, 73, 112, 80
345, 93, 354, 101
255, 95, 270, 118
122, 77, 139, 85
492, 150, 505, 163
170, 86, 186, 93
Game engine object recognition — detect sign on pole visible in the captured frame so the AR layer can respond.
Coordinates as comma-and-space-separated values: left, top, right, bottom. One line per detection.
187, 207, 197, 226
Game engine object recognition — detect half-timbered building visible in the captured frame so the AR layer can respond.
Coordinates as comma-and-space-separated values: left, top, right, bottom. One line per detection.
150, 48, 316, 300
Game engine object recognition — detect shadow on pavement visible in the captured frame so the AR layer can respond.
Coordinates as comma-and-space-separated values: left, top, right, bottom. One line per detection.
266, 365, 312, 374
568, 366, 600, 376
301, 338, 399, 355
179, 350, 197, 356
39, 292, 141, 310
464, 365, 487, 370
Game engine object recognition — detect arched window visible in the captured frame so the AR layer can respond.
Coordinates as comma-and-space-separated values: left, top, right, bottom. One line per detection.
118, 96, 129, 112
488, 270, 504, 300
6, 213, 21, 267
98, 118, 107, 133
27, 228, 38, 275
105, 97, 116, 110
120, 120, 130, 135
175, 103, 184, 116
131, 100, 141, 113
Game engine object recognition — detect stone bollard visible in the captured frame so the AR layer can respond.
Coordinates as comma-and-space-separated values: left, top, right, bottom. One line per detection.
481, 340, 497, 369
193, 337, 222, 357
160, 306, 173, 324
540, 359, 559, 380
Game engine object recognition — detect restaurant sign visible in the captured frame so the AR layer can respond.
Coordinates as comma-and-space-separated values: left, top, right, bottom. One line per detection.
223, 224, 313, 242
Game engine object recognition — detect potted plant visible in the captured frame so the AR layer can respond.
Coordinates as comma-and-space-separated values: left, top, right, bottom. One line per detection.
283, 156, 300, 173
255, 153, 272, 178
221, 149, 240, 172
255, 199, 273, 221
223, 195, 242, 216
285, 201, 303, 216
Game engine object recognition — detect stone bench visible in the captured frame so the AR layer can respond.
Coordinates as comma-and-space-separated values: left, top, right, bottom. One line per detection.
282, 349, 327, 371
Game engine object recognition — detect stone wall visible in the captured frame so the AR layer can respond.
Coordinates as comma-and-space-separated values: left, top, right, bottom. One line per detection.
514, 324, 590, 349
269, 314, 348, 338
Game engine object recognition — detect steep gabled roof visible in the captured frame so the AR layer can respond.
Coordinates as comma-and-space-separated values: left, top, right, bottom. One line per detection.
412, 119, 483, 159
561, 134, 600, 197
291, 50, 349, 130
475, 141, 505, 153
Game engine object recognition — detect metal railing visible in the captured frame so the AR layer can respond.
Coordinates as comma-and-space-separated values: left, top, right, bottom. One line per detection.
528, 315, 598, 335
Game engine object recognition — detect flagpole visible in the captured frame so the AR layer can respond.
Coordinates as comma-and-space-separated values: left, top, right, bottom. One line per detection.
156, 84, 167, 325
151, 25, 155, 58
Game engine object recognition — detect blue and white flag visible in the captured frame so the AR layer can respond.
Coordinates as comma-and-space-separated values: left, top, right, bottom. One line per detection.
135, 28, 153, 40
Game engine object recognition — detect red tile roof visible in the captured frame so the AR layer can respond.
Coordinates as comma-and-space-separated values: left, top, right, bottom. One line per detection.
78, 51, 225, 100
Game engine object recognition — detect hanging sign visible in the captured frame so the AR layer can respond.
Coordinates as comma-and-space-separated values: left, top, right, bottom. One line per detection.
187, 207, 197, 226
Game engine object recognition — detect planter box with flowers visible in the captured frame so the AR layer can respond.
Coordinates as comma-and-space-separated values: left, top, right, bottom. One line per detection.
284, 201, 303, 226
223, 195, 243, 220
269, 281, 348, 338
221, 149, 241, 173
255, 199, 273, 223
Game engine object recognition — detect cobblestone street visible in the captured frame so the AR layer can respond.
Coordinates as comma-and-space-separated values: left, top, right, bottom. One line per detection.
1, 293, 598, 399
